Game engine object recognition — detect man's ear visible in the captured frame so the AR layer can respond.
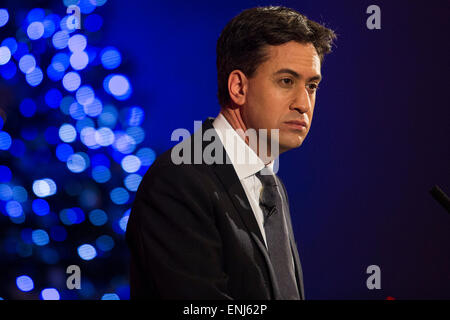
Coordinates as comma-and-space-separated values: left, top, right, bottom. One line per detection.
227, 70, 248, 106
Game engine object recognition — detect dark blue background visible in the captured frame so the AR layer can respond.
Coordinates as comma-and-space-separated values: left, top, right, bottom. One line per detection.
104, 0, 450, 299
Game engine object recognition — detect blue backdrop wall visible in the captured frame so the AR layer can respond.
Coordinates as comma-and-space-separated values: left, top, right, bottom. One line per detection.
104, 0, 450, 299
0, 0, 449, 299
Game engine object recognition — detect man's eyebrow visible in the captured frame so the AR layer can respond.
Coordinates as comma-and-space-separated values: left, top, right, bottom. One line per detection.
273, 68, 322, 82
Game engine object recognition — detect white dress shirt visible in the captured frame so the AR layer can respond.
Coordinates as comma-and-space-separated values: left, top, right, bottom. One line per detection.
213, 112, 297, 288
212, 112, 280, 249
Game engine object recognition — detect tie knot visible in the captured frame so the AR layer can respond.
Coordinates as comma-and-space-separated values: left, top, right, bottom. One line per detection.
255, 168, 277, 187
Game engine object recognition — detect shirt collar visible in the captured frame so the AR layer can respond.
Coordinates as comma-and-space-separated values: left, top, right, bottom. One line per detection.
212, 112, 275, 180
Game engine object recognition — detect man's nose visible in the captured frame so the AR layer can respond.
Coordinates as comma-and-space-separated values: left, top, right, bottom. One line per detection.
290, 86, 311, 114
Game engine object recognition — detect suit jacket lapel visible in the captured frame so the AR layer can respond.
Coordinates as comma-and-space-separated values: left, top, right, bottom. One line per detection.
200, 118, 281, 299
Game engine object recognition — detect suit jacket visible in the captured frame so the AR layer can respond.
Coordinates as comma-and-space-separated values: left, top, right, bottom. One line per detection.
126, 117, 305, 299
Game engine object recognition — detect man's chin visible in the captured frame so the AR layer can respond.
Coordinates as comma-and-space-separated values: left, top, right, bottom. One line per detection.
277, 140, 302, 155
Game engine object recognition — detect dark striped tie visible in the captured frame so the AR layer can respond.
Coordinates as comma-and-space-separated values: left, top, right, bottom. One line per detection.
256, 168, 300, 300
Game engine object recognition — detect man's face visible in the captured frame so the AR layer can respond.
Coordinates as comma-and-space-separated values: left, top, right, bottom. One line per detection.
241, 41, 322, 154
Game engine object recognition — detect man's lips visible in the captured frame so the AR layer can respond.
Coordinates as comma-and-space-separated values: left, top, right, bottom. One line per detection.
284, 120, 308, 130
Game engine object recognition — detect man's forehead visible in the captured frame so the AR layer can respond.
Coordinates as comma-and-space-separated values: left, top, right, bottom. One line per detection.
264, 42, 321, 73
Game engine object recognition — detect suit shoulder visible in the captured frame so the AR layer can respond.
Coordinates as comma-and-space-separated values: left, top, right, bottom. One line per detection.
138, 146, 216, 196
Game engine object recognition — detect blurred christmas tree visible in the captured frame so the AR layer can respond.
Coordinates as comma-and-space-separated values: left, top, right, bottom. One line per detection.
0, 0, 155, 300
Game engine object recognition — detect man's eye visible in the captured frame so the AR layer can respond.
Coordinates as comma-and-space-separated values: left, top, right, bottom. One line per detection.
306, 83, 319, 91
280, 78, 293, 86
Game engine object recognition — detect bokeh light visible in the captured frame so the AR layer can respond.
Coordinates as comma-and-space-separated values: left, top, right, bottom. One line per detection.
16, 275, 34, 292
52, 30, 69, 49
62, 71, 81, 91
0, 46, 12, 65
56, 143, 74, 161
0, 1, 145, 300
76, 85, 95, 106
0, 131, 12, 150
25, 66, 43, 86
126, 126, 145, 144
59, 123, 77, 143
70, 51, 89, 70
95, 127, 114, 146
67, 153, 88, 173
2, 37, 17, 54
19, 54, 36, 73
113, 132, 136, 154
0, 165, 12, 182
126, 106, 145, 126
42, 15, 58, 38
121, 155, 141, 173
88, 209, 108, 226
101, 293, 120, 300
80, 127, 97, 148
12, 186, 28, 202
92, 165, 111, 183
27, 21, 45, 40
84, 98, 102, 117
77, 244, 97, 261
79, 0, 96, 14
6, 200, 23, 218
110, 187, 129, 205
32, 229, 50, 246
100, 46, 121, 69
136, 147, 156, 166
51, 52, 70, 72
85, 13, 102, 32
105, 74, 132, 100
45, 88, 63, 108
40, 288, 60, 300
0, 184, 13, 201
0, 9, 9, 27
124, 174, 142, 192
69, 101, 86, 120
32, 199, 50, 216
118, 209, 130, 232
96, 234, 114, 251
32, 179, 57, 198
26, 8, 45, 24
68, 34, 87, 52
19, 98, 37, 117
0, 60, 16, 79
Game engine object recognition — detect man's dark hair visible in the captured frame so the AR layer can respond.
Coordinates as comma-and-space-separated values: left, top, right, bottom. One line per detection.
216, 6, 336, 108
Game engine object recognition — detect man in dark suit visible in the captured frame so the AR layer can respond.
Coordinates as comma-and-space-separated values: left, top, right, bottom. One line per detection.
126, 6, 336, 299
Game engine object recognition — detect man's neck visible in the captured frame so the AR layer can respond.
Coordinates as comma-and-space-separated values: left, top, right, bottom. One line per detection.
219, 106, 274, 166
